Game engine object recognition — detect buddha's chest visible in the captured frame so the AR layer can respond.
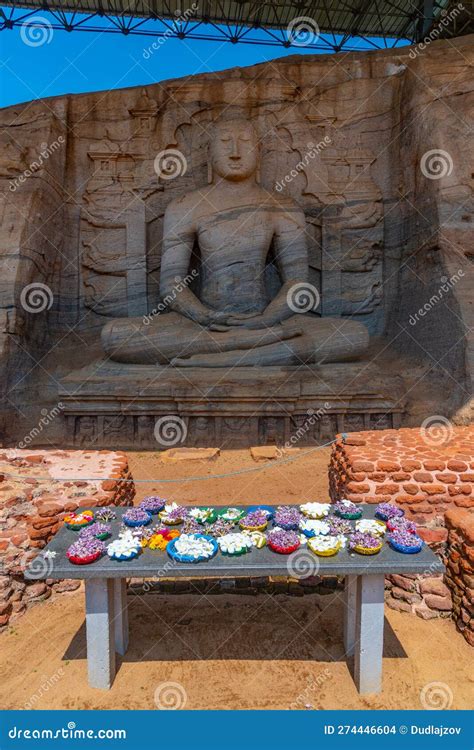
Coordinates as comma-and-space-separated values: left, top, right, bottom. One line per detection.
196, 206, 274, 262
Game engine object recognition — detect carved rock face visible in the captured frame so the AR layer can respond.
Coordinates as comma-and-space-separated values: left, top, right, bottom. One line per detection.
209, 119, 259, 182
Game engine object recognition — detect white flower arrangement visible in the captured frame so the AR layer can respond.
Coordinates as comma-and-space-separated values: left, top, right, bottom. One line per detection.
107, 530, 142, 559
173, 534, 215, 559
355, 519, 386, 536
218, 532, 254, 555
308, 535, 343, 554
299, 502, 331, 518
189, 507, 213, 523
299, 519, 331, 535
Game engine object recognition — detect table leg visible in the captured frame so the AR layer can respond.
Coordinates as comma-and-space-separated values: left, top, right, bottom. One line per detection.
85, 578, 116, 689
354, 574, 385, 694
343, 574, 357, 657
113, 578, 129, 656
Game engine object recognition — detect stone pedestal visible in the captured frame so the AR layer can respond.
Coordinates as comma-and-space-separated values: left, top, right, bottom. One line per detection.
58, 360, 405, 449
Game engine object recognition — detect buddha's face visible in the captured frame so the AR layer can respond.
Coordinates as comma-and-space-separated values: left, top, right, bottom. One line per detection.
210, 121, 259, 182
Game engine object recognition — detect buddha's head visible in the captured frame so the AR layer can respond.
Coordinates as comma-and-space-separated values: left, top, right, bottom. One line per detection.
209, 119, 259, 182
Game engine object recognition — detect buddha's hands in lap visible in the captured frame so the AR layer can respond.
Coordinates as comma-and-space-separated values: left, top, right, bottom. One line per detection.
224, 313, 280, 330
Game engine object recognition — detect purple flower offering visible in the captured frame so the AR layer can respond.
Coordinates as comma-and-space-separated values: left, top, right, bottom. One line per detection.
182, 517, 202, 535
67, 537, 106, 561
274, 506, 301, 530
161, 504, 188, 524
388, 529, 424, 553
95, 507, 117, 522
139, 496, 165, 514
240, 510, 269, 529
348, 532, 382, 551
387, 517, 417, 534
267, 528, 300, 553
333, 500, 362, 519
123, 507, 152, 527
204, 518, 234, 538
79, 522, 111, 540
328, 517, 352, 535
375, 502, 404, 521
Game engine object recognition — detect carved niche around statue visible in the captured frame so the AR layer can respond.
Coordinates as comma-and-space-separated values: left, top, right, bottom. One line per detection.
58, 85, 404, 445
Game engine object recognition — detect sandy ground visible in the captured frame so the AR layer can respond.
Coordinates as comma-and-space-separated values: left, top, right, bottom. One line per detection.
127, 447, 332, 506
1, 588, 472, 710
1, 448, 472, 710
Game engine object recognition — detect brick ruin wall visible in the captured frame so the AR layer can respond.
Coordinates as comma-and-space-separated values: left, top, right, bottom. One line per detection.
329, 427, 474, 645
0, 449, 134, 628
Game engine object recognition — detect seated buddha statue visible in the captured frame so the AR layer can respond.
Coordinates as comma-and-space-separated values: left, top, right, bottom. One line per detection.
101, 119, 369, 367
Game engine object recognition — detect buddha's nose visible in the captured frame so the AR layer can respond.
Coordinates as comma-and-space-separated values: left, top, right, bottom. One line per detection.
229, 142, 241, 159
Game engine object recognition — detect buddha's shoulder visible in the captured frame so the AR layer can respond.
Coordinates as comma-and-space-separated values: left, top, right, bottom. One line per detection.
264, 190, 305, 214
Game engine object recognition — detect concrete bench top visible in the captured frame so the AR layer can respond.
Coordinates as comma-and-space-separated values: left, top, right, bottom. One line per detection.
26, 504, 444, 580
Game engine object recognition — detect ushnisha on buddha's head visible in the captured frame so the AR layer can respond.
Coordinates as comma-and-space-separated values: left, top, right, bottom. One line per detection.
208, 119, 259, 183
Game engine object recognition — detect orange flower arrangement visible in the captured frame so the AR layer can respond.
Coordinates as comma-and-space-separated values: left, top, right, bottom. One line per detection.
144, 528, 180, 550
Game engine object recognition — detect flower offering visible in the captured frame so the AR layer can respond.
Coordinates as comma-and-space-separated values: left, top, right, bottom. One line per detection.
218, 532, 254, 556
239, 509, 269, 532
216, 507, 245, 522
388, 529, 424, 554
308, 535, 342, 557
355, 519, 386, 537
189, 507, 217, 524
333, 500, 362, 519
274, 506, 301, 530
107, 530, 142, 560
79, 522, 112, 541
375, 502, 404, 522
95, 507, 117, 522
167, 534, 217, 563
299, 502, 331, 519
139, 496, 165, 514
122, 507, 152, 527
267, 528, 300, 554
67, 537, 105, 565
348, 532, 383, 555
159, 503, 188, 525
299, 519, 330, 538
64, 510, 94, 530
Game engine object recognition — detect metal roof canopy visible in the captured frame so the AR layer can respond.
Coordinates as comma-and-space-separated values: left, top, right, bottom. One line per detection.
0, 1, 466, 52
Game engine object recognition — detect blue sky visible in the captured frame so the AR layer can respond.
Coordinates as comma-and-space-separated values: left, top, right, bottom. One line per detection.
0, 8, 407, 109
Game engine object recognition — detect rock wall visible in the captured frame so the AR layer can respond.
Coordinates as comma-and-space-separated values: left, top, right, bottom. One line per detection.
329, 426, 474, 536
444, 508, 474, 646
329, 427, 474, 636
0, 36, 473, 445
0, 449, 134, 628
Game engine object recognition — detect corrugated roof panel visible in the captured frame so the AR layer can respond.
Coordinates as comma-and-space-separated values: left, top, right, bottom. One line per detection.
0, 0, 453, 39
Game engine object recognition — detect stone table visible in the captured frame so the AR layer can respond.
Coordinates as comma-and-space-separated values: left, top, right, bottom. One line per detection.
25, 505, 444, 693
